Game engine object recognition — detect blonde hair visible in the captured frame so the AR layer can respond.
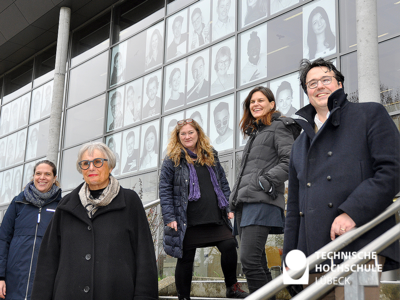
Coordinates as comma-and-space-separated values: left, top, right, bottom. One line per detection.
166, 120, 215, 167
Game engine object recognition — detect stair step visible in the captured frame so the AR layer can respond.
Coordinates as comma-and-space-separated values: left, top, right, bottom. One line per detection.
159, 297, 231, 300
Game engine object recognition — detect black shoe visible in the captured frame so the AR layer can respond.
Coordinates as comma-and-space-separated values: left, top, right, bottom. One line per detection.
226, 282, 249, 298
178, 296, 191, 300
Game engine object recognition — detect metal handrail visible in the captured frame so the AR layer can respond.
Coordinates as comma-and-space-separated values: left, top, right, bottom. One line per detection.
245, 199, 400, 300
143, 198, 161, 210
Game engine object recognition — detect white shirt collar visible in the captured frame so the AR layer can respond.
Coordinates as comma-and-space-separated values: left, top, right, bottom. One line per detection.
314, 111, 330, 131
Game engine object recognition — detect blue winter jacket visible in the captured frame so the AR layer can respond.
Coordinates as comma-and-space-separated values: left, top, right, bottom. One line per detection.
159, 150, 232, 259
0, 190, 61, 300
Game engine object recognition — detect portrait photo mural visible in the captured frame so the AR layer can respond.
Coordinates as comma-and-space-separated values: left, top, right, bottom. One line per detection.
303, 0, 336, 60
212, 0, 236, 41
9, 100, 20, 133
26, 119, 49, 160
5, 132, 17, 168
107, 86, 125, 132
0, 168, 13, 205
211, 37, 235, 96
18, 93, 30, 129
145, 22, 164, 71
240, 0, 268, 29
121, 126, 140, 175
140, 120, 159, 171
11, 165, 23, 198
110, 41, 127, 87
23, 160, 37, 187
30, 86, 43, 124
124, 78, 143, 127
0, 173, 3, 202
164, 58, 187, 112
186, 102, 209, 136
161, 111, 184, 160
270, 0, 299, 16
189, 0, 211, 52
166, 8, 189, 62
14, 129, 27, 164
270, 72, 300, 118
0, 103, 11, 136
187, 48, 210, 104
106, 132, 122, 176
142, 70, 162, 120
239, 22, 267, 86
41, 81, 53, 118
0, 137, 6, 169
210, 95, 234, 152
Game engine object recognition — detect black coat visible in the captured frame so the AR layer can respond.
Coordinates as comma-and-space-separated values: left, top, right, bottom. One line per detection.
159, 151, 232, 259
31, 184, 158, 300
283, 88, 400, 271
230, 114, 299, 211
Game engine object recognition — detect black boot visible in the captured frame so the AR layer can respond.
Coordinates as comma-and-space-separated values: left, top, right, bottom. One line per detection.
226, 282, 249, 298
178, 295, 191, 300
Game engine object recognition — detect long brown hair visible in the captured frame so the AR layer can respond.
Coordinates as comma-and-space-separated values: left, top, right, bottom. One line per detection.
239, 86, 276, 135
167, 120, 215, 167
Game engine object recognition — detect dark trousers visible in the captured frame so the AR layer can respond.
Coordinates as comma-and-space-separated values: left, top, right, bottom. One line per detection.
236, 212, 275, 298
175, 238, 238, 297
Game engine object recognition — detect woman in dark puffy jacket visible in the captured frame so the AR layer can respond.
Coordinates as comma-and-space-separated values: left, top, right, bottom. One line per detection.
0, 160, 61, 299
229, 86, 299, 296
159, 119, 248, 300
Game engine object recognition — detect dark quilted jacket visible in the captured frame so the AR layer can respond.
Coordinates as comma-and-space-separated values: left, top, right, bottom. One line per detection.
159, 150, 232, 258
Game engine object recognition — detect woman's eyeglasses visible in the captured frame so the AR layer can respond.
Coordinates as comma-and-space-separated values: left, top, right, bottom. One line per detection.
78, 158, 108, 170
177, 119, 193, 126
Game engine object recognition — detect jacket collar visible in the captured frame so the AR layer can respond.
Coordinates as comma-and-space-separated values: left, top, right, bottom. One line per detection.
245, 112, 282, 135
57, 182, 126, 224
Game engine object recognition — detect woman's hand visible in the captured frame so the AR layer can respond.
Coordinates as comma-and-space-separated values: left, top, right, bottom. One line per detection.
167, 221, 178, 231
0, 280, 6, 299
227, 212, 234, 219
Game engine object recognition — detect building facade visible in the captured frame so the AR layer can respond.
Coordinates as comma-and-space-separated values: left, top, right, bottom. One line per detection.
0, 0, 399, 217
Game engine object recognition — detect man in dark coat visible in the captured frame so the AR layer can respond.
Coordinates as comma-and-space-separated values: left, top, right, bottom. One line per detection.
283, 58, 400, 299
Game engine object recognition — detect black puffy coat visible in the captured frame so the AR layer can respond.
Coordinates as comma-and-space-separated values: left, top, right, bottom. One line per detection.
229, 114, 299, 211
31, 184, 158, 300
159, 151, 232, 259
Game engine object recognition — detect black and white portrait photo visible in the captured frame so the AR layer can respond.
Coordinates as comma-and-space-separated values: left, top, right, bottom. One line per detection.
124, 78, 143, 127
241, 0, 268, 28
161, 112, 184, 159
189, 0, 211, 51
26, 124, 39, 160
140, 121, 159, 170
9, 100, 20, 133
186, 102, 209, 135
166, 9, 188, 61
212, 0, 235, 41
270, 72, 300, 118
164, 59, 186, 112
41, 81, 53, 118
145, 22, 164, 70
11, 166, 23, 197
110, 42, 127, 87
121, 127, 140, 174
142, 71, 162, 119
210, 96, 234, 151
303, 0, 336, 60
270, 0, 299, 15
106, 133, 122, 176
240, 23, 268, 85
0, 172, 3, 201
23, 161, 36, 187
30, 86, 43, 123
211, 38, 235, 95
5, 133, 17, 168
237, 88, 251, 147
18, 94, 30, 128
0, 104, 11, 136
107, 87, 125, 132
0, 169, 13, 205
0, 138, 6, 169
187, 50, 210, 103
14, 129, 27, 163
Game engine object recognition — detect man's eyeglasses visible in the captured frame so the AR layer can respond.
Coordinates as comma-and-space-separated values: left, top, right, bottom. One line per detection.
78, 158, 108, 170
177, 119, 193, 126
306, 76, 333, 89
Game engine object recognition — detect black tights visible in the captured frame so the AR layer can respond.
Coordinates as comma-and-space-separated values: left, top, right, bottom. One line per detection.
175, 238, 237, 297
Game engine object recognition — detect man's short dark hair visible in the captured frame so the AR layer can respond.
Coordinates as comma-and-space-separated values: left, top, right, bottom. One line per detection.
192, 56, 205, 75
191, 7, 202, 20
299, 58, 345, 94
146, 76, 159, 93
173, 15, 184, 28
213, 101, 229, 119
276, 81, 293, 99
126, 131, 135, 143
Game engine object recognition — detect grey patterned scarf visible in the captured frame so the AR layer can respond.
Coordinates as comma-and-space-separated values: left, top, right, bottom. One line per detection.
79, 175, 120, 218
24, 181, 61, 208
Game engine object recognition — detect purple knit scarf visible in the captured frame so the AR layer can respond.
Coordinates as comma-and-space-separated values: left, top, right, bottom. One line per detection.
186, 149, 229, 209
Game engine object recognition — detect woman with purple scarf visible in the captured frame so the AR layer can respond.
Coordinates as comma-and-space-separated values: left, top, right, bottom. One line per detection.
159, 119, 248, 300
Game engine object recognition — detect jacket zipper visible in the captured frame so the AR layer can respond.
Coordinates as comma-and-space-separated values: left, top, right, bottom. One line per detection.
25, 207, 41, 300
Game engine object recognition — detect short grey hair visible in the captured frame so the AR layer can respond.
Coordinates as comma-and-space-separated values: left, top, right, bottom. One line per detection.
76, 141, 116, 174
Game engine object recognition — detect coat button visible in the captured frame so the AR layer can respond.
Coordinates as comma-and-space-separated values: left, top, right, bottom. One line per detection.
328, 203, 333, 208
327, 151, 332, 156
85, 254, 91, 260
327, 176, 331, 181
299, 212, 304, 217
307, 183, 311, 187
84, 286, 90, 293
87, 226, 91, 230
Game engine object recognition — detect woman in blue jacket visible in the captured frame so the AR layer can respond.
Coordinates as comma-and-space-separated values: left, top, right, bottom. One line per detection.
0, 160, 61, 299
159, 119, 248, 300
